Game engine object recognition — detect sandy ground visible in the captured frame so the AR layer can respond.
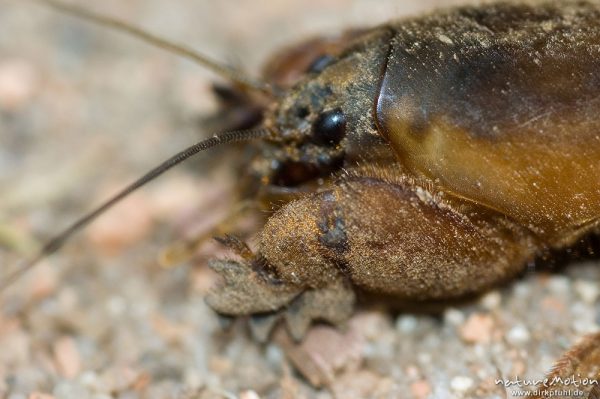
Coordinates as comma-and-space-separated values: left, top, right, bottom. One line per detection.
1, 0, 600, 398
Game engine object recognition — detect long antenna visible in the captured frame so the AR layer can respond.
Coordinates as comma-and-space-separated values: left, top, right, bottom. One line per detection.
1, 128, 270, 292
31, 0, 274, 95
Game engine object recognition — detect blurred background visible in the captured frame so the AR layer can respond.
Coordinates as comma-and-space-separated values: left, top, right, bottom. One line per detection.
1, 1, 599, 398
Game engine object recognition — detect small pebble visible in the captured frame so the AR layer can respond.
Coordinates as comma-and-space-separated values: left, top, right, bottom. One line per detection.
53, 336, 81, 379
79, 371, 100, 391
405, 366, 420, 379
444, 308, 465, 326
183, 368, 204, 391
410, 380, 431, 399
417, 352, 432, 365
480, 291, 501, 310
86, 188, 153, 254
98, 366, 139, 393
473, 344, 487, 358
52, 382, 88, 399
148, 175, 206, 219
574, 280, 599, 304
28, 262, 58, 301
511, 360, 526, 377
0, 59, 38, 111
396, 315, 418, 333
460, 313, 494, 344
547, 276, 570, 295
506, 325, 530, 345
57, 288, 79, 312
350, 311, 390, 339
331, 370, 391, 398
573, 319, 598, 334
28, 394, 54, 399
541, 296, 566, 313
265, 343, 284, 366
450, 376, 474, 393
513, 281, 531, 298
106, 296, 127, 316
239, 390, 260, 399
277, 325, 363, 386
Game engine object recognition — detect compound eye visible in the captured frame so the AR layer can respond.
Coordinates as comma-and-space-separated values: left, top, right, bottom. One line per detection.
312, 108, 346, 146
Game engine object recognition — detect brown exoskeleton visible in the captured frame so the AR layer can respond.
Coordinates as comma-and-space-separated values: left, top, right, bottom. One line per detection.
207, 4, 600, 392
4, 0, 600, 396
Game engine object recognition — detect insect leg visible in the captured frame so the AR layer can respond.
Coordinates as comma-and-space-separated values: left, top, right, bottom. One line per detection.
208, 173, 540, 340
260, 175, 540, 302
533, 332, 600, 398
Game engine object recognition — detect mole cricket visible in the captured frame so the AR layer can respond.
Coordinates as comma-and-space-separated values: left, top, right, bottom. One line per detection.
2, 0, 600, 396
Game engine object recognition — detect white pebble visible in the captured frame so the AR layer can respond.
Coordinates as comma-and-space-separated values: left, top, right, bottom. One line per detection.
506, 325, 530, 345
266, 343, 284, 365
417, 352, 432, 365
513, 281, 530, 298
473, 344, 486, 358
396, 315, 418, 333
239, 390, 260, 399
574, 280, 599, 304
573, 319, 598, 334
106, 296, 127, 316
450, 376, 474, 392
79, 371, 100, 391
53, 381, 89, 399
547, 276, 570, 295
444, 308, 465, 326
480, 291, 502, 309
184, 368, 205, 391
